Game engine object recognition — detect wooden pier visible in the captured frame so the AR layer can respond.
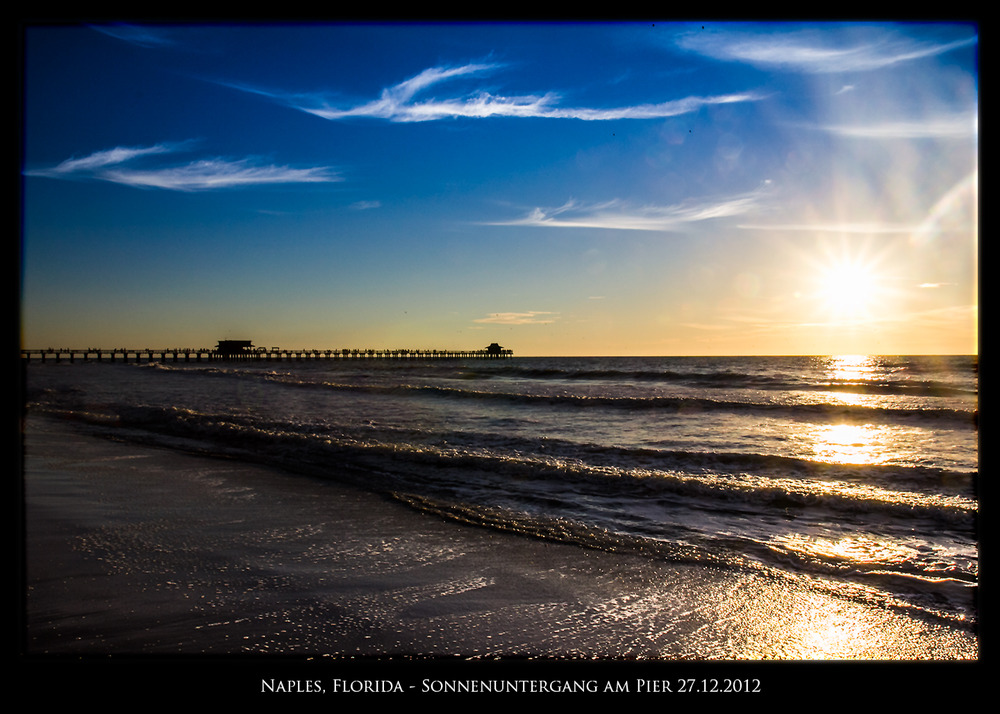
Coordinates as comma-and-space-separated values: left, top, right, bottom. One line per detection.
20, 343, 513, 363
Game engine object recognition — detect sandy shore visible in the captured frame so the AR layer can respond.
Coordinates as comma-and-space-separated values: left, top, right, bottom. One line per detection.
18, 414, 980, 700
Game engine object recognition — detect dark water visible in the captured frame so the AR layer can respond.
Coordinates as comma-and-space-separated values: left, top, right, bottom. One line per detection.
24, 354, 978, 628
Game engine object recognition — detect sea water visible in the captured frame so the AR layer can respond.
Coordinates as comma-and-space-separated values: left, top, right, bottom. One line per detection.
23, 354, 978, 629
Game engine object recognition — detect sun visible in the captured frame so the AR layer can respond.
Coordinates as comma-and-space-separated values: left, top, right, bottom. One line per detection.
803, 239, 897, 325
816, 257, 882, 321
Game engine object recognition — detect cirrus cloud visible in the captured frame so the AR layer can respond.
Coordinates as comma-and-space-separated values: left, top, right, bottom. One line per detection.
676, 24, 977, 74
223, 61, 767, 124
490, 188, 768, 232
818, 111, 977, 139
25, 142, 341, 191
474, 311, 558, 325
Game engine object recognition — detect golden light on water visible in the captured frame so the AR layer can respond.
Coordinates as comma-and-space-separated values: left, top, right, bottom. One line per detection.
826, 353, 875, 378
823, 354, 886, 405
779, 532, 913, 567
708, 566, 971, 660
790, 595, 868, 660
810, 423, 884, 465
811, 355, 890, 462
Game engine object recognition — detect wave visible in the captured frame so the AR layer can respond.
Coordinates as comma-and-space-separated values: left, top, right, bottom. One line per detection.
137, 361, 978, 427
509, 369, 974, 398
26, 357, 978, 627
390, 491, 976, 629
451, 359, 978, 398
270, 377, 978, 428
36, 400, 976, 539
30, 399, 977, 627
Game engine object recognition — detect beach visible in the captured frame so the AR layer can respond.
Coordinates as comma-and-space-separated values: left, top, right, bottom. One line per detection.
20, 411, 979, 701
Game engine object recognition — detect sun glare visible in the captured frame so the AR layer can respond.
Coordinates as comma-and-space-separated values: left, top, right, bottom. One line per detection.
816, 257, 882, 321
798, 237, 901, 331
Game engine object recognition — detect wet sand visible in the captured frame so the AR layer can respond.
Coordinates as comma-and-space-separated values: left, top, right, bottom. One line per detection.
19, 414, 979, 700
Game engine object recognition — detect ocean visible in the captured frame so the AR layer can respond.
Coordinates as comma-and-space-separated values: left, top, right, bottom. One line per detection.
22, 352, 979, 642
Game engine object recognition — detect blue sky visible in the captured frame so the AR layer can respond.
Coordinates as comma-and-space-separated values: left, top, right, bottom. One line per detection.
20, 21, 978, 355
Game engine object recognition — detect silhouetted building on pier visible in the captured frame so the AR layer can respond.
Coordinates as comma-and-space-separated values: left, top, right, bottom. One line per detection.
216, 340, 254, 356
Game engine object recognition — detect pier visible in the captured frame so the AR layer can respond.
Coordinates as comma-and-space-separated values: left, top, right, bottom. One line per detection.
20, 341, 513, 363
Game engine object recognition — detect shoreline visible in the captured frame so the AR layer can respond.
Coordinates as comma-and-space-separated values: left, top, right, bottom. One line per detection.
19, 413, 979, 697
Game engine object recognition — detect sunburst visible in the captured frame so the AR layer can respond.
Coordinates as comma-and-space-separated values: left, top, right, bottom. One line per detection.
806, 239, 897, 325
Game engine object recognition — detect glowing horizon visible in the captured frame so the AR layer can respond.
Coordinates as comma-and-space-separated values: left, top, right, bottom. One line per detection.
20, 22, 978, 357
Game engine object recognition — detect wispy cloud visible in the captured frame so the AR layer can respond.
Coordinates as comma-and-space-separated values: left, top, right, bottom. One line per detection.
676, 25, 977, 74
40, 142, 201, 176
101, 159, 339, 191
226, 62, 766, 123
88, 23, 181, 49
491, 190, 765, 232
741, 170, 977, 238
819, 111, 977, 139
785, 303, 977, 334
474, 312, 558, 325
737, 221, 919, 234
25, 142, 341, 191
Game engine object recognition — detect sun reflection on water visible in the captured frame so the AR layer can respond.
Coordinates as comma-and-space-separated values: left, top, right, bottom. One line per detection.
820, 354, 889, 408
810, 422, 885, 465
826, 354, 875, 379
806, 355, 896, 464
777, 532, 913, 568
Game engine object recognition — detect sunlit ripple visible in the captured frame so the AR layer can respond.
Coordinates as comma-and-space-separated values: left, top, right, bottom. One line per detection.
818, 354, 890, 408
809, 422, 885, 465
826, 354, 876, 378
777, 532, 914, 568
808, 356, 895, 461
785, 593, 878, 660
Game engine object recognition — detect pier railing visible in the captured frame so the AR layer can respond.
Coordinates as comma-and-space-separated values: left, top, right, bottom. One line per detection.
20, 347, 513, 363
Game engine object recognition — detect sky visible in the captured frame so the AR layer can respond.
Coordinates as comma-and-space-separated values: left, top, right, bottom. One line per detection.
20, 21, 978, 356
